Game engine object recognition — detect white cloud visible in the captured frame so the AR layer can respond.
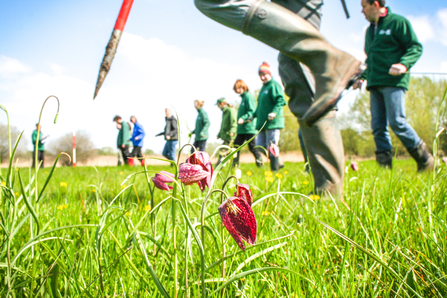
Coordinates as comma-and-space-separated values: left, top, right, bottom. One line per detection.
437, 8, 447, 46
0, 56, 32, 78
441, 61, 447, 73
407, 15, 435, 43
0, 33, 265, 154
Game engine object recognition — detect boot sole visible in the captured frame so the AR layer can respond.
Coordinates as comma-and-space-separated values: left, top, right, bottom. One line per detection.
303, 61, 365, 126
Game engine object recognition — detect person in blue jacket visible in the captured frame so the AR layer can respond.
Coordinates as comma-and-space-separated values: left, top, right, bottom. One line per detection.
130, 116, 146, 166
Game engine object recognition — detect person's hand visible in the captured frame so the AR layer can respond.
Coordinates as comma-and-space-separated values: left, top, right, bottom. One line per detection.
188, 132, 193, 138
200, 135, 205, 139
389, 63, 407, 76
166, 136, 171, 140
134, 137, 139, 140
268, 113, 276, 121
230, 132, 234, 137
352, 79, 363, 90
121, 145, 125, 148
238, 118, 244, 125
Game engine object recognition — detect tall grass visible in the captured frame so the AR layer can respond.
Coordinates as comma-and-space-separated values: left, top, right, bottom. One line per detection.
1, 94, 446, 297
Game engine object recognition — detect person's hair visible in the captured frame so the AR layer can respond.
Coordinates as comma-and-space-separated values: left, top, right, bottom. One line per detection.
113, 115, 122, 122
366, 0, 385, 7
194, 100, 205, 109
233, 79, 249, 92
130, 115, 137, 121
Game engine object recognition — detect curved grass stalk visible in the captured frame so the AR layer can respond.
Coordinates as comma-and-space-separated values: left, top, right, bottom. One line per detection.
37, 152, 71, 203
0, 104, 11, 162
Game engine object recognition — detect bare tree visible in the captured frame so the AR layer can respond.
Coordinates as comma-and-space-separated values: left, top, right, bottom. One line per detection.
0, 123, 29, 163
48, 130, 96, 166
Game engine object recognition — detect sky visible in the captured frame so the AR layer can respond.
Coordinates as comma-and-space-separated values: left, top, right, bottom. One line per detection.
0, 0, 446, 154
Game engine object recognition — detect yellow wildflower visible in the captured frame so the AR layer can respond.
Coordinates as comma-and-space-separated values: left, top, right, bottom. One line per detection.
92, 189, 96, 193
1, 181, 5, 186
121, 184, 127, 189
15, 192, 19, 196
309, 195, 320, 201
247, 171, 253, 176
276, 173, 283, 179
261, 210, 271, 216
144, 205, 151, 212
125, 211, 131, 217
284, 171, 289, 175
120, 171, 124, 175
60, 182, 68, 187
264, 171, 273, 177
265, 176, 274, 183
57, 204, 68, 210
302, 181, 309, 185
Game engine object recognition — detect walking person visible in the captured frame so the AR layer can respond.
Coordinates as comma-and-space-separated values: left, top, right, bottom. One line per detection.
254, 62, 286, 172
194, 0, 354, 197
353, 0, 434, 171
113, 115, 133, 166
156, 108, 178, 162
216, 98, 237, 166
130, 116, 146, 166
190, 100, 210, 153
32, 123, 48, 168
233, 79, 263, 167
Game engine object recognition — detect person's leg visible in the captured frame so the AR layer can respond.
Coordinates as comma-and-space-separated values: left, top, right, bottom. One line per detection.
370, 87, 393, 168
298, 128, 309, 172
168, 140, 178, 161
32, 151, 36, 168
233, 134, 246, 167
255, 130, 268, 156
265, 129, 281, 171
195, 0, 362, 125
279, 53, 344, 197
120, 147, 129, 165
383, 87, 433, 171
246, 133, 263, 166
162, 142, 169, 160
199, 140, 207, 152
39, 150, 45, 168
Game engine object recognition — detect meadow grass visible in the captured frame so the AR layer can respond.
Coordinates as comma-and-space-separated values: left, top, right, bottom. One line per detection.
1, 157, 446, 297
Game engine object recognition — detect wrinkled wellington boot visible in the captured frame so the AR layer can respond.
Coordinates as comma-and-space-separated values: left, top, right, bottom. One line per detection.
299, 113, 344, 198
242, 0, 363, 126
375, 150, 392, 169
269, 152, 280, 172
408, 141, 434, 172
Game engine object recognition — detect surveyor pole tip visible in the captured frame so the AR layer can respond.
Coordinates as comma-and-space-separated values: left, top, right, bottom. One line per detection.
93, 0, 134, 99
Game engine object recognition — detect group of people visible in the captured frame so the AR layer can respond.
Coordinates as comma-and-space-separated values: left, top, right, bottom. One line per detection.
113, 115, 146, 166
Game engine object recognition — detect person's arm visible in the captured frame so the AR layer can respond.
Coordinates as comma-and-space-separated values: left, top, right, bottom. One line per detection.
135, 123, 145, 140
270, 82, 286, 119
393, 18, 422, 74
171, 118, 178, 138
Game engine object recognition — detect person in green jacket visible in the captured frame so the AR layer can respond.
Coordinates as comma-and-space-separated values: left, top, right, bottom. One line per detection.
233, 79, 263, 167
216, 97, 237, 165
191, 100, 210, 153
113, 115, 133, 166
254, 62, 286, 171
32, 123, 48, 168
353, 0, 433, 171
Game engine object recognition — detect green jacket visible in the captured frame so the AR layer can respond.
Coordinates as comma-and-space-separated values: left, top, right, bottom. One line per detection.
32, 130, 44, 151
254, 79, 286, 130
117, 121, 132, 148
362, 7, 422, 90
237, 91, 257, 134
193, 108, 210, 141
217, 106, 237, 142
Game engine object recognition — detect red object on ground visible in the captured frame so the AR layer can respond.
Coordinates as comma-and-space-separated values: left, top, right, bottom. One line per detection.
93, 0, 135, 99
128, 157, 135, 167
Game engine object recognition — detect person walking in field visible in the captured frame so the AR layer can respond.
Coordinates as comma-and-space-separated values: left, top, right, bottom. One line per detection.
253, 62, 286, 171
32, 123, 48, 168
233, 79, 263, 168
156, 108, 178, 162
190, 100, 210, 153
113, 115, 133, 166
130, 116, 146, 166
216, 98, 237, 166
353, 0, 434, 171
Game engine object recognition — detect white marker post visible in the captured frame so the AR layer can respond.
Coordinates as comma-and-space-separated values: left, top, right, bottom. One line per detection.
73, 130, 76, 167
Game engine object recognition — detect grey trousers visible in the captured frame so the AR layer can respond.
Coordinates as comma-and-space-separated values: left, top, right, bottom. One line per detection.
195, 0, 345, 195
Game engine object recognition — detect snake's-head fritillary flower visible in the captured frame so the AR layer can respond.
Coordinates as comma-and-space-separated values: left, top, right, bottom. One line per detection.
187, 151, 213, 191
178, 163, 210, 186
234, 183, 253, 206
152, 171, 175, 191
350, 161, 359, 171
269, 143, 279, 157
219, 197, 257, 251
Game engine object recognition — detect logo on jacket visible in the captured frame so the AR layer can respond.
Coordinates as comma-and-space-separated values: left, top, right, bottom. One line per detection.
379, 29, 391, 35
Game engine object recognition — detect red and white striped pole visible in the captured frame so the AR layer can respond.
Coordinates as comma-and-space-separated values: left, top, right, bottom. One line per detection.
93, 0, 135, 99
73, 130, 76, 167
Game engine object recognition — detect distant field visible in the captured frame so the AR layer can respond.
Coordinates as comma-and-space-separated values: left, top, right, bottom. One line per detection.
1, 158, 446, 297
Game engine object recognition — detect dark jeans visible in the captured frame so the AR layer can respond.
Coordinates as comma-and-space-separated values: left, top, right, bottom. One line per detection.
233, 133, 262, 165
120, 145, 131, 165
192, 140, 207, 153
163, 140, 178, 161
131, 146, 143, 159
32, 150, 45, 168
